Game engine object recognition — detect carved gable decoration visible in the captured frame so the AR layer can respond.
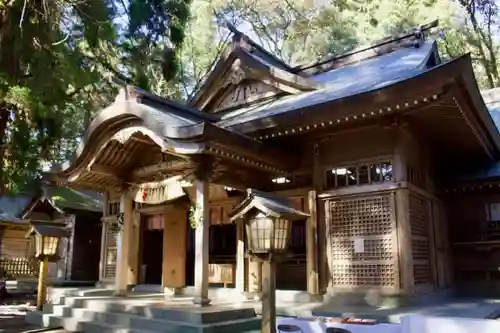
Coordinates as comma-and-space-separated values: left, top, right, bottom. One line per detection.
214, 79, 282, 112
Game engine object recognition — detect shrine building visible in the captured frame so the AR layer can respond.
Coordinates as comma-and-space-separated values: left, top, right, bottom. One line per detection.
51, 20, 500, 305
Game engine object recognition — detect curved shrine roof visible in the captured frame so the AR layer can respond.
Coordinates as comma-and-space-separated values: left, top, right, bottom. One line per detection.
54, 20, 500, 189
217, 41, 438, 130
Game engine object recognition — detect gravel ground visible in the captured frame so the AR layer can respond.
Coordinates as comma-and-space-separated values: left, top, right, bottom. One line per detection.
0, 294, 38, 333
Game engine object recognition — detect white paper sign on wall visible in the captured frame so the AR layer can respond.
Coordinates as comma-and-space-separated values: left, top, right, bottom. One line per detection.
354, 238, 365, 253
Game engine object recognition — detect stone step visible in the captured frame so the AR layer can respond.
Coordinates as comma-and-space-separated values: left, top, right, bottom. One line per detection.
26, 309, 261, 333
56, 296, 256, 325
25, 311, 88, 331
89, 302, 256, 324
79, 316, 261, 333
50, 304, 74, 317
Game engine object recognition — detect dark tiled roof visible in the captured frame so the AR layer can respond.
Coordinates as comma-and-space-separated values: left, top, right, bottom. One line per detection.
217, 41, 437, 130
28, 223, 70, 238
0, 195, 32, 223
43, 186, 102, 213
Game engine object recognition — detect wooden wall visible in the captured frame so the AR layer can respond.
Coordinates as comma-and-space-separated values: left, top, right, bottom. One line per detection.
317, 126, 395, 169
0, 229, 28, 258
0, 226, 38, 278
312, 125, 452, 297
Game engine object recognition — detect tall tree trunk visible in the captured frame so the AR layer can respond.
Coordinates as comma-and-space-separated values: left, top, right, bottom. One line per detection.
0, 106, 10, 195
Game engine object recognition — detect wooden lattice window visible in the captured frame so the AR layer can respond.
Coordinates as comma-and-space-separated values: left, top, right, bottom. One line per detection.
331, 238, 393, 261
327, 194, 397, 287
107, 201, 120, 216
103, 222, 119, 279
329, 195, 393, 237
270, 173, 313, 190
325, 160, 393, 189
330, 264, 396, 287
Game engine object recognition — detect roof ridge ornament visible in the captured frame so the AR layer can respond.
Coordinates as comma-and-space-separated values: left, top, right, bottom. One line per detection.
223, 67, 246, 87
225, 21, 253, 52
296, 20, 439, 75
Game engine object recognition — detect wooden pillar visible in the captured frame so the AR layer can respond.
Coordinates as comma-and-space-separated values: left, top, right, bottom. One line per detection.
312, 142, 327, 292
261, 260, 276, 333
247, 260, 262, 295
235, 218, 245, 294
64, 214, 76, 280
162, 205, 187, 297
114, 194, 134, 296
129, 211, 140, 285
193, 179, 211, 306
98, 221, 107, 281
306, 190, 319, 294
98, 193, 108, 282
393, 131, 413, 295
396, 188, 414, 295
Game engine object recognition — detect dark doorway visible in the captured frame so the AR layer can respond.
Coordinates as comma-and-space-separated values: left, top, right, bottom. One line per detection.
140, 214, 164, 284
71, 212, 102, 281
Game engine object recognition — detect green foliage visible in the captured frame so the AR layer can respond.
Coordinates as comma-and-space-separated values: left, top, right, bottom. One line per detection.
0, 0, 193, 193
189, 203, 203, 229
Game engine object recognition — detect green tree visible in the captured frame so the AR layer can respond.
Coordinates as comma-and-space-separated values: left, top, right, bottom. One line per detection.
0, 0, 193, 193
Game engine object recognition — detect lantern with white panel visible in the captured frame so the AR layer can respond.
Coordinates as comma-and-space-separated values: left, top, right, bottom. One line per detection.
230, 189, 309, 333
26, 223, 70, 310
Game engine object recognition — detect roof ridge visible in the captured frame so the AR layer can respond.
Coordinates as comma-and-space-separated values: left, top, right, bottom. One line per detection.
125, 85, 219, 122
225, 21, 294, 72
295, 20, 439, 76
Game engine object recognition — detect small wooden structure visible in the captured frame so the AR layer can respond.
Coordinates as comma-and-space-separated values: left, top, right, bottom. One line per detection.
0, 195, 37, 278
0, 186, 103, 282
48, 20, 500, 303
21, 185, 103, 281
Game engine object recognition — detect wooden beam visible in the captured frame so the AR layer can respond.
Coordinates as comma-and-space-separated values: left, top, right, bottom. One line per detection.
131, 160, 192, 179
64, 180, 125, 193
130, 135, 156, 146
449, 83, 495, 159
89, 163, 117, 177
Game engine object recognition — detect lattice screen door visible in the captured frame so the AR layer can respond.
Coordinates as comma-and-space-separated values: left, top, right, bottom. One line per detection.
327, 194, 398, 288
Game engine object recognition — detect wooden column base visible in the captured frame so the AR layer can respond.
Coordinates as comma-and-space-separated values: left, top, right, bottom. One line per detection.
193, 297, 211, 306
261, 260, 276, 333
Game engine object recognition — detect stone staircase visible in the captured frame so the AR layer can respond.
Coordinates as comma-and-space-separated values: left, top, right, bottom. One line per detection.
26, 291, 261, 333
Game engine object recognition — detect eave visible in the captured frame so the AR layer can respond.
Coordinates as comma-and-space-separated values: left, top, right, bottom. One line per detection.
456, 60, 500, 157
53, 86, 298, 190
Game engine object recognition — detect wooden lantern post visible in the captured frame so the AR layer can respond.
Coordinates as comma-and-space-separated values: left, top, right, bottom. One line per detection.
26, 223, 70, 311
230, 189, 308, 333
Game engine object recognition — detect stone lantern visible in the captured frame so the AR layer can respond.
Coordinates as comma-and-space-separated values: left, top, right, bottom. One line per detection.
230, 189, 308, 333
26, 223, 70, 310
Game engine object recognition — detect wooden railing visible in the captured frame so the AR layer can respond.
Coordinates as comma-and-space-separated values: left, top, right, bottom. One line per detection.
0, 255, 38, 278
209, 255, 235, 287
